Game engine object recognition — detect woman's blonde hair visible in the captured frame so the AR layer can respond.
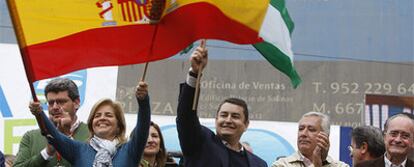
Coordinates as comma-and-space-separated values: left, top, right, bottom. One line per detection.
87, 98, 127, 144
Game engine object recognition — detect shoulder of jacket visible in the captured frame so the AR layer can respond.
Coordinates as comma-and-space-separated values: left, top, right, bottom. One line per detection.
24, 129, 42, 135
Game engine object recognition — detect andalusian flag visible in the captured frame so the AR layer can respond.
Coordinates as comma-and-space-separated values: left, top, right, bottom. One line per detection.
254, 0, 301, 88
8, 0, 300, 87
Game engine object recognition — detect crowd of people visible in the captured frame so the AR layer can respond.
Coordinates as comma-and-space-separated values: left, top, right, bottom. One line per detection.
1, 42, 413, 167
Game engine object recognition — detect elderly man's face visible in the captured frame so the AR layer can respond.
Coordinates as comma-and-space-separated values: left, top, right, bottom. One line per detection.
297, 116, 322, 156
384, 116, 414, 158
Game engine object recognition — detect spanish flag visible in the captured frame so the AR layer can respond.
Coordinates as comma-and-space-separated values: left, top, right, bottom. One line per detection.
8, 0, 300, 87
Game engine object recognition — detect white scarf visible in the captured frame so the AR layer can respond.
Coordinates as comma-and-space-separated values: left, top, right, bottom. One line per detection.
90, 136, 119, 167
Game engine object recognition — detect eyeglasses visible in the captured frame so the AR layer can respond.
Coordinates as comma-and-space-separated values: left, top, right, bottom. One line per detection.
386, 131, 412, 140
47, 98, 70, 106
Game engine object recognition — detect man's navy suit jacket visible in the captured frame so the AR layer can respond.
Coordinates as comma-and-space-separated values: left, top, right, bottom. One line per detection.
176, 83, 267, 167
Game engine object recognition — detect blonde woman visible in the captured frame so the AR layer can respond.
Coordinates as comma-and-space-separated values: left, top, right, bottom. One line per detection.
30, 81, 151, 166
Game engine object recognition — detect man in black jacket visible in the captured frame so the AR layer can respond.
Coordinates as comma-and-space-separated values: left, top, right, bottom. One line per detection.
176, 40, 267, 167
350, 126, 385, 166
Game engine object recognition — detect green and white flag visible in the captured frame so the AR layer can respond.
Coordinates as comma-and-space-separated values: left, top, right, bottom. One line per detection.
254, 0, 301, 88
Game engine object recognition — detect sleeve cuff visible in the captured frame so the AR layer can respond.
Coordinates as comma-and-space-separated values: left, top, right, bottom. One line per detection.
186, 70, 198, 88
40, 148, 54, 160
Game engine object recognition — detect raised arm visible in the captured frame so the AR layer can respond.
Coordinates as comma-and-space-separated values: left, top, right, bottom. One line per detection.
29, 102, 81, 163
126, 81, 151, 163
176, 40, 208, 155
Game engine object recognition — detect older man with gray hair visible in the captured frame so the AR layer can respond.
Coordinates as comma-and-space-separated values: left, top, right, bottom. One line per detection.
356, 113, 414, 167
272, 112, 349, 167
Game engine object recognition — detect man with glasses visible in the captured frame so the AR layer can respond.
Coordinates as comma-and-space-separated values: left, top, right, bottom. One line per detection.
356, 113, 414, 167
349, 126, 385, 166
14, 78, 89, 167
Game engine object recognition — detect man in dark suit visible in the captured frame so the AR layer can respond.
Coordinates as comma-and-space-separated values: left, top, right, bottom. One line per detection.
356, 113, 414, 167
176, 40, 267, 167
350, 126, 385, 166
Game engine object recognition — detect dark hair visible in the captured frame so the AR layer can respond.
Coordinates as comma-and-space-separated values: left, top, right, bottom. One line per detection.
44, 78, 79, 101
216, 98, 249, 123
151, 121, 167, 167
383, 113, 414, 133
352, 126, 385, 158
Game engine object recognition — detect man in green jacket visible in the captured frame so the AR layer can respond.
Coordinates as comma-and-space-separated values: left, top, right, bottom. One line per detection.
14, 78, 89, 167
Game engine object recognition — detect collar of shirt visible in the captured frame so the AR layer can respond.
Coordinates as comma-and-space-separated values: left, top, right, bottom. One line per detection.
140, 159, 157, 167
384, 153, 407, 167
222, 140, 244, 153
140, 159, 150, 167
70, 117, 81, 135
298, 152, 313, 167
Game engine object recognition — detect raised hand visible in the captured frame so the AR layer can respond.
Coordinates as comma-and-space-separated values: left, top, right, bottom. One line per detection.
135, 81, 148, 100
29, 101, 42, 116
190, 39, 208, 74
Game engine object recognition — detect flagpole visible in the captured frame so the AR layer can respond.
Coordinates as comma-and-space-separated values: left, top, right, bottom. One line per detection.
142, 22, 159, 82
141, 62, 149, 81
192, 39, 206, 110
192, 67, 203, 110
6, 0, 48, 135
143, 0, 165, 82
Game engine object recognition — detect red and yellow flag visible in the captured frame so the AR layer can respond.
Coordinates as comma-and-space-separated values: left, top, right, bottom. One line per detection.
8, 0, 269, 81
